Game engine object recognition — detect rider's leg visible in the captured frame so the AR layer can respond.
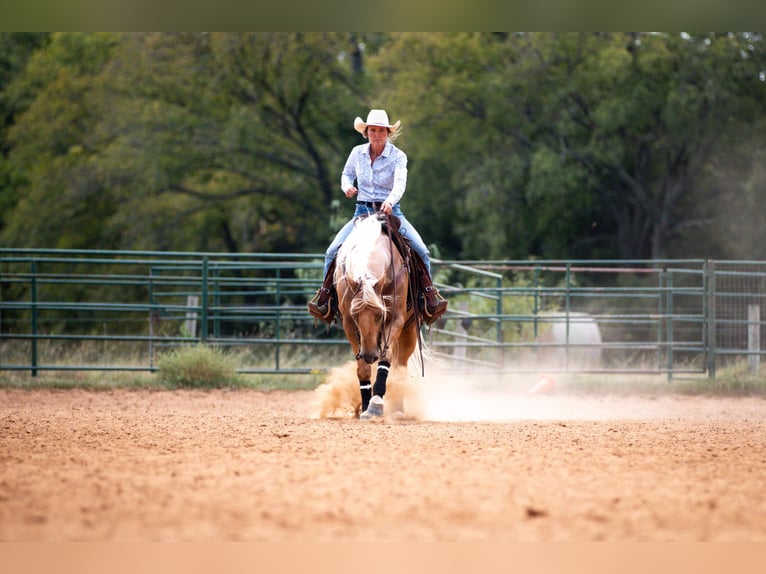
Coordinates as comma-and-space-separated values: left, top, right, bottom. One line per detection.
307, 218, 356, 323
307, 257, 337, 322
394, 211, 448, 324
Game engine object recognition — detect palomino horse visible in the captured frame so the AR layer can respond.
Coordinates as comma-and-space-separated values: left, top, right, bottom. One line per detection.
334, 214, 418, 419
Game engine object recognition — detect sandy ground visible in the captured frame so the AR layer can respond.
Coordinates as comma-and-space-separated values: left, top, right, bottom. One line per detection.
2, 379, 766, 542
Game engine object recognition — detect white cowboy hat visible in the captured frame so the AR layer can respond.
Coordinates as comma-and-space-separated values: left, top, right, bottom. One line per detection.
353, 109, 401, 135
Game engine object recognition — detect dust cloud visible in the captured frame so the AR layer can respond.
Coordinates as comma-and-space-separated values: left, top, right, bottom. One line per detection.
312, 361, 704, 422
405, 371, 664, 422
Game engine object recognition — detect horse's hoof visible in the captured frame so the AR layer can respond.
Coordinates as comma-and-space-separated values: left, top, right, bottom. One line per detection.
359, 395, 384, 420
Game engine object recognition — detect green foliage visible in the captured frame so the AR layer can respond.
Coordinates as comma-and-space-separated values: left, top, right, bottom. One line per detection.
1, 32, 766, 263
375, 32, 766, 261
1, 33, 120, 249
0, 32, 368, 254
156, 344, 242, 388
94, 32, 365, 254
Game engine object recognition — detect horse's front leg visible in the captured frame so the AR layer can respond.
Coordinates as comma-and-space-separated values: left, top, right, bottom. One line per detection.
356, 359, 372, 415
341, 315, 373, 415
363, 313, 407, 418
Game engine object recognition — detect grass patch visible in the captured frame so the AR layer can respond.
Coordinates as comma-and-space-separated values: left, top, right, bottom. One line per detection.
1, 351, 764, 396
556, 365, 766, 397
155, 345, 328, 390
237, 373, 323, 391
567, 376, 766, 397
0, 370, 323, 392
155, 344, 245, 388
0, 346, 326, 391
0, 370, 165, 391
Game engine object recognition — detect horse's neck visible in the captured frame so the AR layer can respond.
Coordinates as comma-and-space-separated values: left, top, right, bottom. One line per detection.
343, 220, 387, 280
355, 242, 388, 284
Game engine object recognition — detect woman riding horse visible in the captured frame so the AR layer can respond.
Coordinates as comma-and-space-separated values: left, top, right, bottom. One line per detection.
308, 109, 447, 326
334, 214, 418, 419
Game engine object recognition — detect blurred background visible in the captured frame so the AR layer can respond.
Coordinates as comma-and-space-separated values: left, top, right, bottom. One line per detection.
2, 32, 765, 262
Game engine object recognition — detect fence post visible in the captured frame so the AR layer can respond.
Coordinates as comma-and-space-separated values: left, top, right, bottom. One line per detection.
565, 263, 571, 372
656, 271, 664, 370
495, 274, 503, 343
454, 301, 469, 359
149, 268, 156, 369
213, 267, 221, 339
705, 260, 717, 379
748, 304, 760, 375
532, 266, 540, 339
532, 267, 540, 366
30, 259, 38, 377
200, 256, 209, 342
275, 267, 281, 370
665, 271, 674, 382
185, 295, 200, 338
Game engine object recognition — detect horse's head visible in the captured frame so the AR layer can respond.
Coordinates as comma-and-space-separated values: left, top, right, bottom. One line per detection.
347, 274, 388, 364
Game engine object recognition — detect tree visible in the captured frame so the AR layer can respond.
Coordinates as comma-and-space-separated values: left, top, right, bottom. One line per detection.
3, 32, 765, 263
371, 32, 766, 261
0, 32, 50, 233
370, 33, 533, 260
1, 33, 375, 253
1, 33, 119, 249
539, 32, 766, 260
95, 32, 370, 253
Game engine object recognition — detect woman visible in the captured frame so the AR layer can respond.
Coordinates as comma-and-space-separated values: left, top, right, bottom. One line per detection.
308, 109, 448, 325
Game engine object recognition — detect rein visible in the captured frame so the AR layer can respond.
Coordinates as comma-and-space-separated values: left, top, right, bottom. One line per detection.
380, 214, 425, 375
348, 212, 426, 375
385, 215, 426, 376
378, 216, 398, 357
352, 214, 398, 361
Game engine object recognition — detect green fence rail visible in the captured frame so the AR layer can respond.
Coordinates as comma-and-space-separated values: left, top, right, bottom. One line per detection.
2, 249, 766, 380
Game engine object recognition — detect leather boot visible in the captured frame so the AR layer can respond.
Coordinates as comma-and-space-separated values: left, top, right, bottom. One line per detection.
307, 259, 337, 324
417, 264, 448, 326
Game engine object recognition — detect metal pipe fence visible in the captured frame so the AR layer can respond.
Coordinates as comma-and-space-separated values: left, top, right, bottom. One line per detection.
2, 249, 766, 380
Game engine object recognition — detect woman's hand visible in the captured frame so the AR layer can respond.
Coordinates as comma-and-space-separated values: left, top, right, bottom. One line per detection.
344, 186, 358, 198
380, 201, 393, 215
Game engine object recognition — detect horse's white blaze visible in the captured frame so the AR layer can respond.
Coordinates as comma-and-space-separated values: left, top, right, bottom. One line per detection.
337, 217, 389, 317
339, 217, 385, 282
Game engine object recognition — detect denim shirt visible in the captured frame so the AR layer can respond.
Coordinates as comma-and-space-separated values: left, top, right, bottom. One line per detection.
340, 141, 408, 206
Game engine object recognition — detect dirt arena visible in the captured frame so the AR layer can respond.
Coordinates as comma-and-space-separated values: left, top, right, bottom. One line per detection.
2, 374, 766, 542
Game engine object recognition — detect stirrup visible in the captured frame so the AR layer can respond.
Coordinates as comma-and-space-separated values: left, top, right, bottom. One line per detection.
307, 289, 335, 323
422, 287, 448, 325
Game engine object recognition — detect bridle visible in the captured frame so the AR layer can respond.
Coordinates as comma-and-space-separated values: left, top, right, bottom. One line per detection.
351, 214, 405, 361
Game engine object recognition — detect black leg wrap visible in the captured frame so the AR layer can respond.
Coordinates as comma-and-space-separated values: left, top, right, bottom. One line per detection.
359, 380, 372, 412
373, 361, 391, 397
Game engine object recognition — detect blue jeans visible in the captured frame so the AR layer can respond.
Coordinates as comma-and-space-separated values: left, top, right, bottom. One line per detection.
323, 203, 431, 276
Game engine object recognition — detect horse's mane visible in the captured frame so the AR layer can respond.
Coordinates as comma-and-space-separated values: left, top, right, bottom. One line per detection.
337, 216, 390, 318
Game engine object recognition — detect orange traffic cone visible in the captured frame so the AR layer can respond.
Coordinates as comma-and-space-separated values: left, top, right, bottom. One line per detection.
528, 374, 556, 396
